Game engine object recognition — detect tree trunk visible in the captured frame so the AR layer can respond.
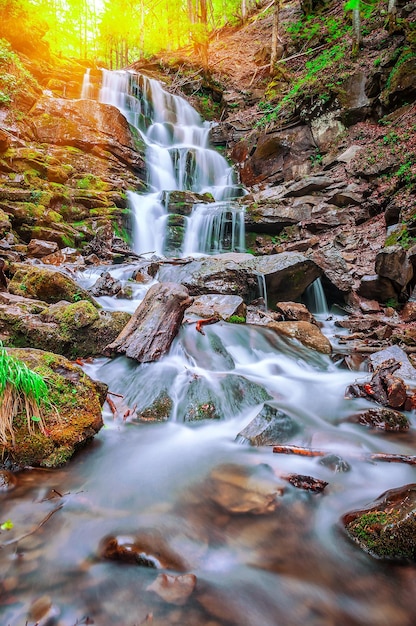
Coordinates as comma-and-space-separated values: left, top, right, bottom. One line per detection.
270, 0, 280, 75
387, 0, 397, 31
105, 283, 193, 362
352, 6, 361, 55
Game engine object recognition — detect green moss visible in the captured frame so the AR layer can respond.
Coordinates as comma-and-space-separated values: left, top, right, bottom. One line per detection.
346, 509, 416, 560
229, 315, 246, 324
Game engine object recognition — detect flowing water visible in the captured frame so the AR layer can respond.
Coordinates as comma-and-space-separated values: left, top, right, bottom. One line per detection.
1, 72, 416, 626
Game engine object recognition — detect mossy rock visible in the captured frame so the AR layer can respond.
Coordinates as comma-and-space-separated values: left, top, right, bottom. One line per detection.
343, 484, 416, 561
1, 348, 106, 469
9, 265, 97, 306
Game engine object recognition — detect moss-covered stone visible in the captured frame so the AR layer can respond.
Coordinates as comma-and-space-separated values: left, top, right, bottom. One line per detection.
9, 265, 97, 305
343, 484, 416, 561
1, 348, 105, 469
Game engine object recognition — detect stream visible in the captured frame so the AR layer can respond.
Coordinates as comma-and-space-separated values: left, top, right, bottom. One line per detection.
1, 70, 416, 626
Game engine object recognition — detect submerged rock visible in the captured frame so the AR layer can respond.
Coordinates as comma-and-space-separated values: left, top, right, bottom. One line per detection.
207, 462, 285, 514
237, 403, 299, 446
343, 484, 416, 561
1, 349, 105, 469
147, 573, 197, 605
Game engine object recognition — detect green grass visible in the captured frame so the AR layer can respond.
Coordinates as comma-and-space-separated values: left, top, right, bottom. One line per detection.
0, 344, 50, 445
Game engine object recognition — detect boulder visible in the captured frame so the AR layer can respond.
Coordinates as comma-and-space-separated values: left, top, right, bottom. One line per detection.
27, 239, 59, 258
158, 252, 321, 304
1, 348, 105, 469
0, 295, 130, 358
357, 275, 399, 302
267, 321, 332, 354
237, 403, 299, 446
235, 125, 315, 186
244, 199, 311, 234
375, 246, 413, 288
343, 484, 416, 561
89, 271, 123, 297
185, 294, 246, 322
369, 345, 416, 381
105, 282, 193, 362
311, 245, 354, 294
8, 265, 96, 305
349, 407, 410, 432
161, 190, 214, 216
275, 301, 317, 324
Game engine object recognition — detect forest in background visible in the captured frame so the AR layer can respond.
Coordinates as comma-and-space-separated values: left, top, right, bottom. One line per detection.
0, 0, 259, 67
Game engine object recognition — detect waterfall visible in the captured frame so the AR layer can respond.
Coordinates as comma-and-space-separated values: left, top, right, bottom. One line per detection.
256, 273, 268, 311
85, 69, 245, 256
80, 68, 93, 99
305, 278, 329, 315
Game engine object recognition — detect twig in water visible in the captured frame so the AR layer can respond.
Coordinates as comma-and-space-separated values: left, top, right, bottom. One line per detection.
0, 503, 64, 547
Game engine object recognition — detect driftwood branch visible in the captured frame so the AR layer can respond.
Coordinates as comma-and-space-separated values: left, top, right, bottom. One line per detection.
0, 504, 64, 548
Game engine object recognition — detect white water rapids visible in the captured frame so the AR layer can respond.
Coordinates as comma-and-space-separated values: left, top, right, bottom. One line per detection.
1, 71, 415, 626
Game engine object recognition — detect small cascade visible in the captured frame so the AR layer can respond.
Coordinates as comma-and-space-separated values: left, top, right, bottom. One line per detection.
305, 277, 329, 315
256, 273, 268, 311
82, 68, 245, 256
80, 68, 93, 99
182, 201, 245, 255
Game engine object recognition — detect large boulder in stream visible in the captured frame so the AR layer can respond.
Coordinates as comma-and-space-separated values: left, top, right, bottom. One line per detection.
158, 252, 321, 304
105, 282, 193, 362
1, 348, 105, 469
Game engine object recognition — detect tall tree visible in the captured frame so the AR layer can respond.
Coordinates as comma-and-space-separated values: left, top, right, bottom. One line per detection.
270, 0, 280, 75
345, 0, 361, 55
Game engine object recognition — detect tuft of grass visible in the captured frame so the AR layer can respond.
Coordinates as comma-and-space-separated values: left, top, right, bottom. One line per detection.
0, 344, 50, 446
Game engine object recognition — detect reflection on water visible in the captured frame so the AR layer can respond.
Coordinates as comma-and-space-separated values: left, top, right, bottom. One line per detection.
1, 323, 416, 625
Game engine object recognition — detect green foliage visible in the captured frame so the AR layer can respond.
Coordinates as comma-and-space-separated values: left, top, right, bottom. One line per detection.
0, 38, 38, 107
0, 343, 50, 445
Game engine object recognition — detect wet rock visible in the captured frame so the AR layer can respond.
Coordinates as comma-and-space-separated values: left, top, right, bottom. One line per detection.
375, 246, 413, 289
26, 239, 59, 258
369, 345, 416, 381
180, 373, 270, 422
267, 321, 332, 354
0, 469, 18, 491
185, 294, 246, 322
42, 247, 84, 265
350, 407, 410, 432
343, 484, 416, 561
147, 573, 197, 605
99, 529, 188, 571
8, 264, 96, 306
244, 199, 310, 234
161, 190, 214, 216
137, 392, 173, 422
284, 474, 328, 493
319, 454, 351, 473
1, 348, 105, 469
89, 271, 123, 297
237, 403, 299, 446
105, 282, 193, 362
207, 462, 285, 514
275, 301, 316, 324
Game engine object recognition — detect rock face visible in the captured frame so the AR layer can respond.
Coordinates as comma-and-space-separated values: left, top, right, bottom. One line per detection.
158, 252, 321, 304
30, 97, 145, 175
237, 403, 299, 446
2, 348, 105, 468
343, 484, 416, 561
105, 282, 193, 362
185, 294, 246, 322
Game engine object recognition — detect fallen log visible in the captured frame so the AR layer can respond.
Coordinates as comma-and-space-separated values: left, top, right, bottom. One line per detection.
105, 282, 193, 362
272, 445, 416, 466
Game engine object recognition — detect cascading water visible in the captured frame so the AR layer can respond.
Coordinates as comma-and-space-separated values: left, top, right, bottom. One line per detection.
97, 69, 245, 256
1, 72, 415, 626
